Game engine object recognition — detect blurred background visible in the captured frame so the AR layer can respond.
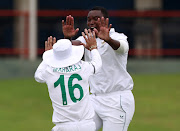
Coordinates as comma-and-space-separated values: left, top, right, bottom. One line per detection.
0, 0, 180, 131
0, 0, 180, 77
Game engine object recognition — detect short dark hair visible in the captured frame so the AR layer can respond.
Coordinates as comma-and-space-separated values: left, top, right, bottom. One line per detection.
90, 6, 109, 18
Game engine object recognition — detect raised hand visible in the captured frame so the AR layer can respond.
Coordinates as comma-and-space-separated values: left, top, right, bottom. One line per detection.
62, 15, 79, 39
81, 29, 97, 51
94, 17, 112, 42
45, 36, 56, 51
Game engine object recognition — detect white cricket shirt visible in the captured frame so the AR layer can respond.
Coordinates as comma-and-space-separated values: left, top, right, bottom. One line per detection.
34, 49, 102, 123
77, 28, 134, 94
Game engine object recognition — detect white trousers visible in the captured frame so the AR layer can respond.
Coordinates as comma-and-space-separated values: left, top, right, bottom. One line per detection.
52, 120, 96, 131
90, 90, 135, 131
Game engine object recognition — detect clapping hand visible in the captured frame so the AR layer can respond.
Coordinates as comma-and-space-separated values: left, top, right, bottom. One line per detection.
93, 17, 112, 42
62, 15, 79, 39
45, 36, 56, 51
81, 29, 97, 51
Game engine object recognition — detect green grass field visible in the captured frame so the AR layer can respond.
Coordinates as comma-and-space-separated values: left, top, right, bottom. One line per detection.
0, 74, 180, 131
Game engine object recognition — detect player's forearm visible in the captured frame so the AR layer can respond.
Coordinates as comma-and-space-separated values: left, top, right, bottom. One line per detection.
105, 37, 120, 50
71, 40, 81, 45
90, 49, 102, 73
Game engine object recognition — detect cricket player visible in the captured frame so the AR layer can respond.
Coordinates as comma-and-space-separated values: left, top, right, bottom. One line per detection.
34, 29, 102, 131
61, 6, 135, 131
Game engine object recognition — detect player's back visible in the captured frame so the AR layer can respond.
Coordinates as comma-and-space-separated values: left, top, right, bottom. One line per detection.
43, 60, 94, 123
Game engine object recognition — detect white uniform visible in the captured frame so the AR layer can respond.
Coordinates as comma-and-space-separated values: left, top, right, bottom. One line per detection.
34, 49, 102, 131
77, 28, 135, 131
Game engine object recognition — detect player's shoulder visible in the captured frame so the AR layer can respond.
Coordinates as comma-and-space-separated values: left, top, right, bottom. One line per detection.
76, 35, 84, 41
110, 28, 128, 40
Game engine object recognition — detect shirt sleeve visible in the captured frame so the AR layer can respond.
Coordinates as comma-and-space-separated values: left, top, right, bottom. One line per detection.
110, 33, 129, 54
115, 39, 129, 54
90, 49, 102, 74
34, 61, 47, 83
76, 36, 86, 44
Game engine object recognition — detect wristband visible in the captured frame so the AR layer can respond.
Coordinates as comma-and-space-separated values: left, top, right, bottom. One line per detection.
89, 45, 97, 50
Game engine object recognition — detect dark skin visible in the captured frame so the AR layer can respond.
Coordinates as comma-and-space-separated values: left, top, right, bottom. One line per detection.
46, 10, 120, 50
45, 29, 97, 51
62, 10, 120, 50
45, 36, 56, 51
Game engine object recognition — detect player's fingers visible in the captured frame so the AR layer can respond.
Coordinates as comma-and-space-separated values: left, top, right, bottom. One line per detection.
109, 24, 112, 31
82, 32, 86, 39
93, 28, 98, 36
84, 29, 90, 38
45, 41, 48, 51
70, 16, 74, 26
97, 18, 101, 27
49, 36, 53, 45
82, 32, 88, 41
101, 17, 105, 27
88, 29, 92, 37
66, 15, 70, 25
67, 15, 71, 25
105, 18, 109, 28
68, 15, 71, 25
92, 31, 96, 38
75, 28, 79, 35
66, 16, 68, 24
53, 37, 56, 45
47, 37, 50, 46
